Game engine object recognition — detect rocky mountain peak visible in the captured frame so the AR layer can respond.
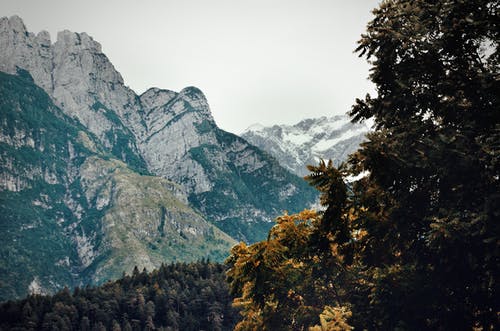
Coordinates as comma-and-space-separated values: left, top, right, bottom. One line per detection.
0, 15, 53, 92
140, 87, 178, 110
242, 115, 370, 176
179, 86, 213, 119
180, 86, 204, 99
0, 15, 26, 34
36, 30, 51, 45
55, 30, 103, 54
52, 30, 124, 88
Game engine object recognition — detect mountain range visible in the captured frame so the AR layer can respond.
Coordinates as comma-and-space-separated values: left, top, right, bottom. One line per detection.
241, 115, 370, 177
0, 16, 318, 299
0, 16, 368, 301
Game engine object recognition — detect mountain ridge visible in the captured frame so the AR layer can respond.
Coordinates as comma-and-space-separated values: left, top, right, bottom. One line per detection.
0, 70, 236, 300
241, 115, 371, 176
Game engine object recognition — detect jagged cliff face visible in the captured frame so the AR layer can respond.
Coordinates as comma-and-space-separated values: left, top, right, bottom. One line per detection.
241, 116, 371, 177
0, 71, 235, 300
138, 86, 217, 193
0, 15, 146, 170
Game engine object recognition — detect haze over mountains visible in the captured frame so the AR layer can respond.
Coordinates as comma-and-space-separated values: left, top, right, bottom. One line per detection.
0, 15, 365, 300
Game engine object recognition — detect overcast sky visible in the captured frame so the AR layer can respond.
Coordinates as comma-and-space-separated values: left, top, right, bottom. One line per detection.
1, 0, 379, 134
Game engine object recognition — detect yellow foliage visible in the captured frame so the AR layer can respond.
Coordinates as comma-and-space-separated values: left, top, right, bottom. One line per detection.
227, 206, 353, 330
309, 306, 354, 331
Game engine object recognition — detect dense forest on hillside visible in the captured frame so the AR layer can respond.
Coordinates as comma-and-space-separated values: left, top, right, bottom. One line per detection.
227, 0, 499, 330
0, 261, 240, 331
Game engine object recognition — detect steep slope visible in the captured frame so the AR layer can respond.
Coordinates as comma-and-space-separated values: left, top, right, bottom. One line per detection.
0, 15, 318, 243
0, 71, 235, 300
138, 87, 318, 242
241, 115, 371, 177
0, 15, 147, 171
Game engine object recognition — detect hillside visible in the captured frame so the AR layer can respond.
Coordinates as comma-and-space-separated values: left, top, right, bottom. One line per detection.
0, 261, 240, 331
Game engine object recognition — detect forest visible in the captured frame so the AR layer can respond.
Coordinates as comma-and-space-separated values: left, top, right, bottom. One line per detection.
0, 262, 239, 331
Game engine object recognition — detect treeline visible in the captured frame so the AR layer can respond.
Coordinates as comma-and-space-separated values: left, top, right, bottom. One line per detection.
0, 261, 240, 331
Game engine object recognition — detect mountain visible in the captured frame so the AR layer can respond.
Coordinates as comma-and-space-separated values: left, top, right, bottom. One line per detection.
0, 16, 147, 172
0, 70, 235, 300
138, 86, 317, 242
241, 115, 371, 177
0, 16, 318, 299
0, 15, 318, 243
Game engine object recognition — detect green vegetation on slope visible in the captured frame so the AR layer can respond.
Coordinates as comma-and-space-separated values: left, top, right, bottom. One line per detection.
0, 70, 96, 299
0, 261, 240, 331
79, 156, 236, 283
188, 124, 318, 243
0, 71, 236, 301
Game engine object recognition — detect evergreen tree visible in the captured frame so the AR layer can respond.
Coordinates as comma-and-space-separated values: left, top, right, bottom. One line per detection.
0, 261, 239, 331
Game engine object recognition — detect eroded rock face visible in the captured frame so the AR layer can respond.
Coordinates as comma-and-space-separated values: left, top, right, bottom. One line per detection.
0, 16, 53, 92
139, 87, 218, 194
0, 16, 146, 170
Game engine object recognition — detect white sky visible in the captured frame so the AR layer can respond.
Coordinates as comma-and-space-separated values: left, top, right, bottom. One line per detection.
1, 0, 379, 134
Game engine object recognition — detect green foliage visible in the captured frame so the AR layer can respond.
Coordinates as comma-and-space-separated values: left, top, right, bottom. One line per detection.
0, 261, 240, 331
227, 1, 498, 330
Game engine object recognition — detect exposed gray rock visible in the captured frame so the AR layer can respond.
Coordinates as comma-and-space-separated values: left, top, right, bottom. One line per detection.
0, 15, 146, 169
0, 15, 318, 245
242, 115, 371, 177
0, 15, 53, 92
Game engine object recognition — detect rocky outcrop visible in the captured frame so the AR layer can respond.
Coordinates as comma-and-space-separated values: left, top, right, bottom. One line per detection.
242, 115, 371, 177
138, 86, 218, 194
0, 71, 235, 300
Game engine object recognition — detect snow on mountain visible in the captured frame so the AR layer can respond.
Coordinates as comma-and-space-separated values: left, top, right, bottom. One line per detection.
241, 115, 371, 177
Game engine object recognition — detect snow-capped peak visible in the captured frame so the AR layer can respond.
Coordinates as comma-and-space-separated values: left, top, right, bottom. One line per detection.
241, 115, 371, 177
